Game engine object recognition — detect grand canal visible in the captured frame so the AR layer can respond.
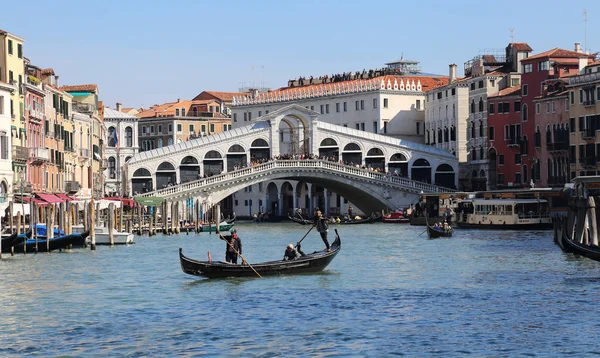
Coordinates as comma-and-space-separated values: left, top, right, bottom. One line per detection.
1, 222, 600, 356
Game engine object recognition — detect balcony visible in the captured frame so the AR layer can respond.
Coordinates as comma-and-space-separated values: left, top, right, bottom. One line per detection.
29, 147, 50, 164
506, 137, 520, 148
72, 102, 95, 114
581, 128, 596, 140
28, 109, 44, 122
547, 141, 569, 152
579, 156, 597, 168
569, 71, 600, 86
65, 181, 80, 194
584, 100, 596, 107
12, 146, 28, 162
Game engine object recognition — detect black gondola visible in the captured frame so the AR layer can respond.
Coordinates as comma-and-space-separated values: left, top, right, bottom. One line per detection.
427, 225, 453, 239
288, 213, 380, 225
179, 232, 341, 279
0, 232, 26, 252
288, 215, 311, 225
8, 232, 89, 253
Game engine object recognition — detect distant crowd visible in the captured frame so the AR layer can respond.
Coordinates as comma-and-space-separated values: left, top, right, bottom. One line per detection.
288, 67, 410, 87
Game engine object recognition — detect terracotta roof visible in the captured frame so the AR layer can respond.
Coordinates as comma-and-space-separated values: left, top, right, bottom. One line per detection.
489, 85, 521, 98
41, 68, 55, 75
509, 42, 533, 52
522, 48, 593, 62
193, 91, 249, 102
120, 107, 134, 113
136, 99, 221, 118
60, 84, 98, 92
588, 59, 600, 67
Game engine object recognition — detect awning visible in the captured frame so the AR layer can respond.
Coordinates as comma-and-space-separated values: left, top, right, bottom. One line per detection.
134, 196, 165, 206
22, 197, 48, 206
55, 193, 78, 202
36, 193, 64, 204
93, 152, 101, 160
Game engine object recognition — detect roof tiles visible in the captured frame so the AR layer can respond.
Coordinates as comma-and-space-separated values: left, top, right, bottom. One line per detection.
60, 84, 98, 92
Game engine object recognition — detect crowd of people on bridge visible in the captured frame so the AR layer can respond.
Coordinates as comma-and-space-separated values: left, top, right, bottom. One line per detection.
288, 67, 413, 88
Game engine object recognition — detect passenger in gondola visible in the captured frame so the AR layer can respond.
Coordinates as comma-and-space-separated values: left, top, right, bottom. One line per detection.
348, 205, 354, 220
433, 222, 442, 231
225, 229, 242, 264
313, 208, 331, 251
283, 243, 305, 260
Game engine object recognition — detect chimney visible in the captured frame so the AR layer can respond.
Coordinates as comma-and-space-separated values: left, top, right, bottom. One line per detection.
579, 57, 588, 73
116, 102, 122, 112
54, 75, 59, 88
177, 98, 181, 103
575, 42, 582, 53
449, 64, 457, 84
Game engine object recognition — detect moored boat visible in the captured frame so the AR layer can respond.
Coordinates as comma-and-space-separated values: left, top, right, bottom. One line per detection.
456, 198, 552, 230
288, 215, 311, 225
7, 231, 89, 253
179, 232, 341, 278
382, 212, 410, 223
200, 222, 235, 233
0, 232, 26, 252
71, 225, 134, 245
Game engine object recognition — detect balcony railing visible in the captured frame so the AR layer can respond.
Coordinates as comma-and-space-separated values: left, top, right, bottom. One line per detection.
579, 156, 597, 167
79, 148, 90, 158
569, 71, 600, 86
506, 137, 520, 147
547, 141, 569, 152
584, 100, 596, 107
72, 102, 95, 114
29, 147, 50, 164
12, 146, 28, 162
28, 110, 44, 122
581, 128, 596, 139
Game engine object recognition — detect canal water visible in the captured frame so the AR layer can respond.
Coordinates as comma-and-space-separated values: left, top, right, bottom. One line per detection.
1, 222, 600, 356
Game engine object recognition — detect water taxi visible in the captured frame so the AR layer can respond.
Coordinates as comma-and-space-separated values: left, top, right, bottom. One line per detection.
456, 198, 552, 230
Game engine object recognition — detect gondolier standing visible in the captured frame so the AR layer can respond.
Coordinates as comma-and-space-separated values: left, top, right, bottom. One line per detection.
225, 229, 242, 264
313, 208, 331, 251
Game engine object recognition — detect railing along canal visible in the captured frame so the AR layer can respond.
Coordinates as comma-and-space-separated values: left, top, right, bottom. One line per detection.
138, 160, 453, 198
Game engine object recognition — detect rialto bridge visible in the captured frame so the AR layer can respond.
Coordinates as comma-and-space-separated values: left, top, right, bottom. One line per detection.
125, 105, 458, 216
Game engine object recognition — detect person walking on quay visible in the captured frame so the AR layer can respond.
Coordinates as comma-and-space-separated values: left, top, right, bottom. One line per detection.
313, 208, 331, 251
225, 229, 242, 264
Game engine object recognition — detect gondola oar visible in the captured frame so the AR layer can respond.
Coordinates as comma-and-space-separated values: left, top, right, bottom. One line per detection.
295, 225, 314, 249
218, 233, 262, 278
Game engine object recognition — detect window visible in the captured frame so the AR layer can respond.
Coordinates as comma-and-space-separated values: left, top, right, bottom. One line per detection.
514, 101, 521, 112
416, 100, 421, 110
8, 40, 13, 55
9, 70, 13, 84
478, 80, 484, 88
498, 154, 504, 165
538, 61, 549, 71
489, 103, 495, 114
343, 102, 347, 112
471, 83, 475, 90
320, 104, 324, 114
355, 123, 360, 130
310, 105, 314, 111
17, 44, 22, 59
158, 125, 162, 133
360, 100, 364, 110
489, 126, 495, 140
189, 124, 194, 132
579, 89, 584, 103
498, 173, 504, 184
150, 125, 154, 133
383, 121, 387, 134
470, 100, 475, 114
175, 108, 180, 116
570, 91, 575, 105
570, 118, 575, 132
373, 98, 377, 108
478, 98, 484, 112
360, 123, 365, 131
523, 64, 532, 73
336, 103, 340, 112
451, 88, 456, 96
248, 112, 252, 120
233, 113, 237, 122
515, 153, 521, 164
536, 103, 540, 114
243, 112, 247, 121
373, 121, 378, 133
168, 124, 172, 132
437, 92, 442, 100
355, 101, 360, 110
201, 124, 206, 134
522, 104, 528, 121
522, 85, 528, 96
210, 123, 215, 132
181, 108, 186, 116
258, 110, 262, 117
0, 135, 7, 159
326, 104, 329, 113
177, 124, 182, 132
383, 98, 388, 108
125, 127, 133, 147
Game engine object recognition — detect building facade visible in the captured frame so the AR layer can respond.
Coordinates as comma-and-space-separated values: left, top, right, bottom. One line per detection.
104, 104, 139, 196
0, 81, 15, 203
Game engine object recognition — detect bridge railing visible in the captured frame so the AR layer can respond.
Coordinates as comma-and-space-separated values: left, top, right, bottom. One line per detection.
138, 159, 453, 198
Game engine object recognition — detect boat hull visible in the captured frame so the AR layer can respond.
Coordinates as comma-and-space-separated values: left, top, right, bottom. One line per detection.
8, 233, 87, 253
457, 222, 553, 230
427, 226, 453, 238
180, 235, 341, 279
200, 223, 234, 233
71, 225, 134, 245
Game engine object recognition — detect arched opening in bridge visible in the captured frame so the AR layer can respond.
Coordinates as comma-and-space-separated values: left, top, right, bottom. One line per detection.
488, 148, 497, 189
434, 164, 455, 189
250, 138, 270, 162
365, 147, 385, 171
311, 185, 325, 214
319, 138, 338, 160
266, 182, 279, 215
132, 168, 153, 194
281, 181, 294, 216
279, 114, 309, 155
411, 159, 431, 184
227, 144, 247, 171
156, 162, 176, 189
342, 143, 362, 165
388, 153, 408, 177
203, 150, 223, 176
180, 156, 200, 183
295, 182, 311, 215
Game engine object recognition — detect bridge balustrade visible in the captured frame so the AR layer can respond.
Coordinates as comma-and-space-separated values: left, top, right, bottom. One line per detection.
137, 159, 452, 198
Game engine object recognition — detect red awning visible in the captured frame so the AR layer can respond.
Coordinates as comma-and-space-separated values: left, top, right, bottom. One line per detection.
104, 197, 134, 208
22, 197, 48, 206
36, 193, 64, 204
55, 193, 78, 202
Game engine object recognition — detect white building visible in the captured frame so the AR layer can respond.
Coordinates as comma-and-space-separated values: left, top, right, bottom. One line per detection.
0, 81, 15, 207
104, 103, 139, 196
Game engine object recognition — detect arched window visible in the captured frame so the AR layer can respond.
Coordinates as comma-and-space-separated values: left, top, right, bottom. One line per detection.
228, 144, 245, 152
320, 138, 337, 146
450, 126, 456, 141
522, 104, 528, 121
546, 124, 552, 145
444, 127, 449, 142
157, 138, 163, 148
125, 127, 133, 147
108, 157, 116, 177
479, 121, 484, 137
470, 100, 475, 114
168, 138, 173, 145
478, 97, 484, 112
251, 139, 269, 147
107, 127, 116, 147
438, 128, 442, 143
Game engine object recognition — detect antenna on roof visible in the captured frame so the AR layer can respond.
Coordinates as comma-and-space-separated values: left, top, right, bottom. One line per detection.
509, 28, 515, 42
583, 9, 588, 54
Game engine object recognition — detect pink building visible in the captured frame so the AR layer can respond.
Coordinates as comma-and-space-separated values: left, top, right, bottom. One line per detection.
24, 62, 47, 193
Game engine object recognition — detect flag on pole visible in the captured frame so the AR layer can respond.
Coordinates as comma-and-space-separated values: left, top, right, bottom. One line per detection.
112, 128, 119, 151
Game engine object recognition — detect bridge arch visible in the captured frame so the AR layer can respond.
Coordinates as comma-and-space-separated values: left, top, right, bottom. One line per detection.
389, 152, 408, 177
365, 147, 385, 171
266, 182, 279, 214
132, 167, 153, 194
250, 138, 270, 161
435, 164, 456, 189
156, 161, 177, 188
227, 144, 247, 171
319, 137, 339, 160
411, 158, 431, 184
280, 181, 295, 216
342, 142, 362, 165
180, 155, 200, 183
204, 150, 224, 176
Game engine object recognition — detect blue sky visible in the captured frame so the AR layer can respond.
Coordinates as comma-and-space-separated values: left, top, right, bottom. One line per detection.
2, 0, 598, 109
